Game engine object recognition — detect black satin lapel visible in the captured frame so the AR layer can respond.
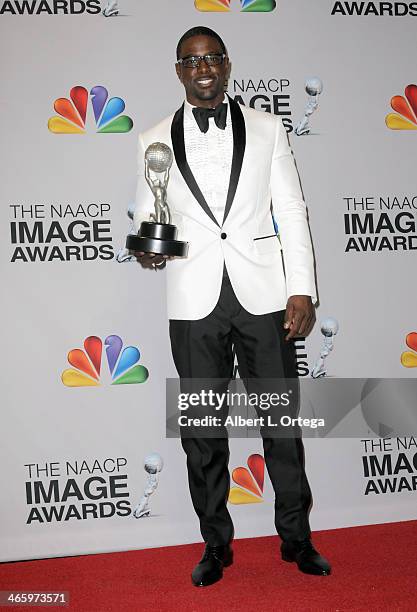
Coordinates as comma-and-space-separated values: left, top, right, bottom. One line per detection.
171, 104, 220, 227
222, 96, 246, 224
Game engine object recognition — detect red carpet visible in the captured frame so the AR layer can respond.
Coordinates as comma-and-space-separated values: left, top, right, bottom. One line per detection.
1, 521, 417, 611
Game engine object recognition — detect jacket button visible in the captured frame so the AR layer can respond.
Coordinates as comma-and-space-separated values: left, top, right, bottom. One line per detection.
221, 232, 227, 240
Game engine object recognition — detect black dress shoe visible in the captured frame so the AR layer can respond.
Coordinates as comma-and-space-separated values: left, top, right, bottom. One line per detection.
191, 544, 233, 587
281, 539, 331, 576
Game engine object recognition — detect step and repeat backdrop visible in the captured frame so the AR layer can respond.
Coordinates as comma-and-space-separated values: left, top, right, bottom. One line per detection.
1, 0, 417, 562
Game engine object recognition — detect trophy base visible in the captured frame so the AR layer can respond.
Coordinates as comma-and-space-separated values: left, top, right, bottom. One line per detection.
126, 222, 188, 258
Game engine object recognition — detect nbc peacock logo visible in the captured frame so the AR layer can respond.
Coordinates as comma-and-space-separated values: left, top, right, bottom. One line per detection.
228, 453, 265, 504
62, 335, 149, 387
400, 332, 417, 368
385, 84, 417, 130
195, 0, 276, 11
48, 85, 133, 134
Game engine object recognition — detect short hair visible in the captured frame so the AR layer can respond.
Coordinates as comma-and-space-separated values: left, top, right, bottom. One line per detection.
176, 26, 227, 60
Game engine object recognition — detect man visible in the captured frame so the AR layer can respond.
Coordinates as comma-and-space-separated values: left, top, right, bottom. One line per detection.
133, 26, 331, 586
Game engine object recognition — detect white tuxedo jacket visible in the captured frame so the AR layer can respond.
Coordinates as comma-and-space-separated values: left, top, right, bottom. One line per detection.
133, 96, 317, 321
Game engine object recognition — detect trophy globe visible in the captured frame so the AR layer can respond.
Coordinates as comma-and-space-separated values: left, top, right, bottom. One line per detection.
146, 143, 173, 174
321, 317, 339, 338
305, 77, 323, 97
144, 453, 164, 474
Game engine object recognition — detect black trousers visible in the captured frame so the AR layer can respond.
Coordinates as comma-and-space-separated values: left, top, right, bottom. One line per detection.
169, 273, 312, 546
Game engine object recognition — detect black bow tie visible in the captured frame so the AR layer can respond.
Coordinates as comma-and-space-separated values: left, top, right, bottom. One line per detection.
192, 103, 227, 133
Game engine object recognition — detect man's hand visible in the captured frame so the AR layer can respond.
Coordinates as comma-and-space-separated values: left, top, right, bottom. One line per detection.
134, 251, 169, 270
284, 295, 315, 340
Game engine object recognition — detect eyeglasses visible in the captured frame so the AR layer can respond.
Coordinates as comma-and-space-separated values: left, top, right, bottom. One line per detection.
177, 53, 226, 69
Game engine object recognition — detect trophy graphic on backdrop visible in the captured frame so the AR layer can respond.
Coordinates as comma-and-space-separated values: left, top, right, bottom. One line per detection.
311, 317, 339, 378
295, 77, 323, 136
116, 202, 137, 263
126, 142, 188, 257
102, 0, 119, 17
133, 453, 164, 519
